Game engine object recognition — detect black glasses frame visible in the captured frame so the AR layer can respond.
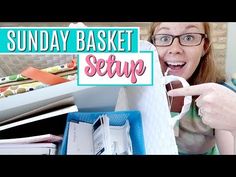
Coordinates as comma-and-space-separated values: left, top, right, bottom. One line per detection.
152, 33, 208, 47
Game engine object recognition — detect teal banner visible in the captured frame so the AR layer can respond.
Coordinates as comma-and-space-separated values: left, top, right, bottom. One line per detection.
0, 27, 139, 53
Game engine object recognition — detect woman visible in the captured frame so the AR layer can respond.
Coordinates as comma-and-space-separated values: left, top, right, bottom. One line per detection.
147, 22, 234, 154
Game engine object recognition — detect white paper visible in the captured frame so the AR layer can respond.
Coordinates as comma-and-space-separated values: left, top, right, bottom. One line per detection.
110, 120, 132, 155
67, 121, 94, 155
115, 40, 179, 154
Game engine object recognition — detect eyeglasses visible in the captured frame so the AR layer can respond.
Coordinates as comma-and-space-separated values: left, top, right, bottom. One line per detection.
152, 33, 207, 47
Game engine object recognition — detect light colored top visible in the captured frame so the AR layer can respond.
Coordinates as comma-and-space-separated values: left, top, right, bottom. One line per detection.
171, 101, 219, 155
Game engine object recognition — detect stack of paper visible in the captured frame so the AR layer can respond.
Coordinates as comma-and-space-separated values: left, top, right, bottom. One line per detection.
0, 134, 63, 144
0, 143, 57, 155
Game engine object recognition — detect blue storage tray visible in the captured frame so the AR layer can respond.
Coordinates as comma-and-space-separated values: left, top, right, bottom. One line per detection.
60, 110, 146, 155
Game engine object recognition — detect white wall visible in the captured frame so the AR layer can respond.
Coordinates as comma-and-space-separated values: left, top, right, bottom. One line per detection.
226, 22, 236, 81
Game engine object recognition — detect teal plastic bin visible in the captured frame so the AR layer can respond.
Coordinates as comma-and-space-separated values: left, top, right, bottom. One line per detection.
60, 110, 145, 155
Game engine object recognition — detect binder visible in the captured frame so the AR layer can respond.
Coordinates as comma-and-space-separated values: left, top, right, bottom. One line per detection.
60, 110, 146, 155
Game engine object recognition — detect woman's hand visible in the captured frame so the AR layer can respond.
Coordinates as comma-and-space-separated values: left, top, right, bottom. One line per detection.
168, 83, 236, 136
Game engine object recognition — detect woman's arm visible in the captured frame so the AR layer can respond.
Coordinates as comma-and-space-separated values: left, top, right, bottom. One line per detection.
215, 129, 234, 154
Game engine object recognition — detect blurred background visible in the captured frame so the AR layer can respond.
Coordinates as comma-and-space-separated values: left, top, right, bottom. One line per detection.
0, 22, 235, 88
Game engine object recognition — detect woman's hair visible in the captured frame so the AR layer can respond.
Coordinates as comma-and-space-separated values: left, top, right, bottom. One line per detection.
147, 22, 225, 85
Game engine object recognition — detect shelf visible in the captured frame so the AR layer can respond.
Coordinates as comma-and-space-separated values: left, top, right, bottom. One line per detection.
0, 80, 120, 123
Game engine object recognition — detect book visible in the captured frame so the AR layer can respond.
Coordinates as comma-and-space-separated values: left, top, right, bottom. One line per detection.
66, 114, 132, 155
0, 143, 57, 155
0, 134, 63, 144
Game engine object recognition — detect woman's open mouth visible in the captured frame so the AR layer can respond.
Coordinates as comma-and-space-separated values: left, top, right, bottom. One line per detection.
164, 61, 186, 74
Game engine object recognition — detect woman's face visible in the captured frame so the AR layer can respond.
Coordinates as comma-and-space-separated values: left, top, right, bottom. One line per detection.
154, 23, 206, 80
